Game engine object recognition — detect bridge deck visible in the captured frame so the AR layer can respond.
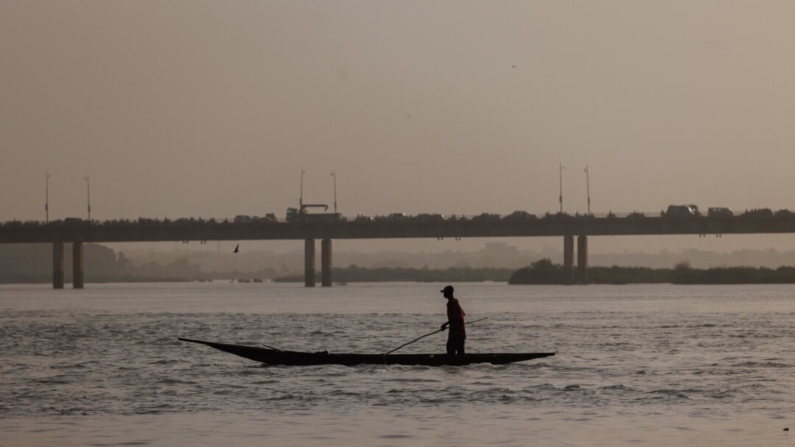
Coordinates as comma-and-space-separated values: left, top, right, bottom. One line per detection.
1, 216, 793, 243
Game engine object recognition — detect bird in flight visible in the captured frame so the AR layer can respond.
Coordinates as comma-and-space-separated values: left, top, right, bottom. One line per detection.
234, 244, 239, 253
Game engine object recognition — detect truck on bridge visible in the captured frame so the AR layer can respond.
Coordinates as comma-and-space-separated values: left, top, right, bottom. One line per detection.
665, 204, 700, 217
286, 204, 345, 223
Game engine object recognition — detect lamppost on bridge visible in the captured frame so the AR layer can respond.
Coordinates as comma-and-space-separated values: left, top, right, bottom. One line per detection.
84, 174, 91, 222
331, 169, 337, 214
559, 162, 565, 214
45, 171, 51, 224
584, 164, 591, 215
300, 167, 305, 207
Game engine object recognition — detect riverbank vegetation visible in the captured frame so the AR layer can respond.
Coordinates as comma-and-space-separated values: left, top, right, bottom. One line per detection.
508, 259, 795, 285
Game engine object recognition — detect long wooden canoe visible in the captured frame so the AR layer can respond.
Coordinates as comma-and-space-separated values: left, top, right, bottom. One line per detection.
178, 338, 555, 366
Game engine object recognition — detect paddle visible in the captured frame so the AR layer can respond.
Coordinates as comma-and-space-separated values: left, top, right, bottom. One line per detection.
383, 317, 488, 356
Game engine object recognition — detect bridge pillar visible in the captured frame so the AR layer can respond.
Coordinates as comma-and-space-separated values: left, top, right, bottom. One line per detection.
304, 238, 316, 287
73, 242, 84, 289
563, 235, 574, 284
321, 238, 332, 287
577, 235, 588, 284
53, 242, 64, 289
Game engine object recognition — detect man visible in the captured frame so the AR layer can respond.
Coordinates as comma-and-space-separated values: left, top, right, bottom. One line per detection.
440, 285, 466, 355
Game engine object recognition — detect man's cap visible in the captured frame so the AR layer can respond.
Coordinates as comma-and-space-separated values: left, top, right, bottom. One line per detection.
440, 285, 454, 294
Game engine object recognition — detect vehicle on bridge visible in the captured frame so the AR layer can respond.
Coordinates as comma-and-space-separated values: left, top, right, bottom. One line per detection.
708, 207, 733, 217
665, 205, 700, 217
286, 206, 345, 223
354, 215, 374, 223
472, 213, 501, 222
627, 211, 647, 219
741, 208, 774, 217
260, 213, 278, 222
415, 213, 445, 222
52, 217, 88, 226
503, 211, 538, 221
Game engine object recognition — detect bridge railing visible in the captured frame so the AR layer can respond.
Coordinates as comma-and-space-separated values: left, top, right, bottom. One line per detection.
1, 208, 791, 229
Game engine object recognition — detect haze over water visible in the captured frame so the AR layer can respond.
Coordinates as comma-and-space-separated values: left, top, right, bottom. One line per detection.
2, 282, 795, 446
3, 2, 795, 254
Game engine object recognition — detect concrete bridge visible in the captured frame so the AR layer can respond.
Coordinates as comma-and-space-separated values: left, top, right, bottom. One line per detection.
2, 213, 794, 288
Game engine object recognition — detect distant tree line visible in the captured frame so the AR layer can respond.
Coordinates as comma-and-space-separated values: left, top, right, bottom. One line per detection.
7, 243, 795, 285
508, 259, 795, 285
667, 261, 795, 284
0, 244, 204, 283
273, 265, 515, 283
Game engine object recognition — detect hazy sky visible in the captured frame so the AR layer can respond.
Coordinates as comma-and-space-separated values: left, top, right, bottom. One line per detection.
3, 2, 795, 254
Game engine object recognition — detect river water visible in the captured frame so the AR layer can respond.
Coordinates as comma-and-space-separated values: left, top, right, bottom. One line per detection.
2, 282, 795, 446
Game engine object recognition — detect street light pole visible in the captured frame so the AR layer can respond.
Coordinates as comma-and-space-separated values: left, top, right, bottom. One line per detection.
300, 167, 304, 207
559, 162, 565, 214
584, 164, 591, 215
84, 174, 91, 221
331, 169, 337, 214
45, 172, 50, 224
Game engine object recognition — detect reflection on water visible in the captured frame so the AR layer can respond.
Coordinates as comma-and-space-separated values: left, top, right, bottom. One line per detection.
1, 282, 795, 446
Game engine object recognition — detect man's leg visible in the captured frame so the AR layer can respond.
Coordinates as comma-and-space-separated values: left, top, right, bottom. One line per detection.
449, 337, 465, 355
